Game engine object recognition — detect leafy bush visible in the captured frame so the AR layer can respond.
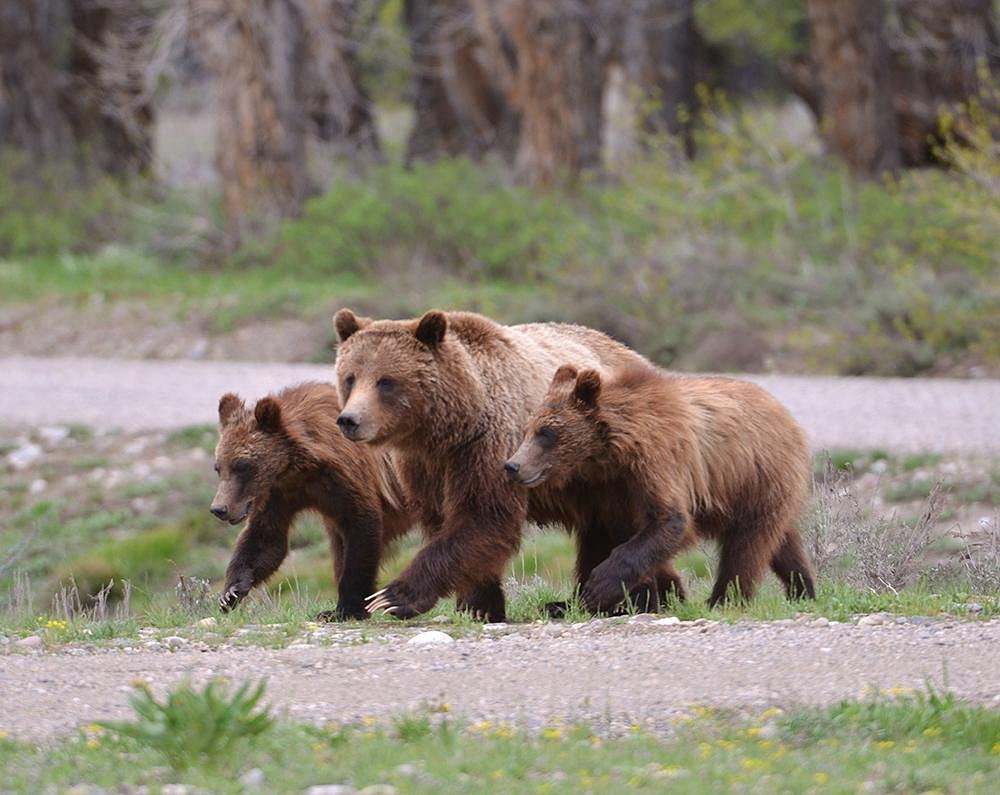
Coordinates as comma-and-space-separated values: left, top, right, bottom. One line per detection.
101, 679, 272, 770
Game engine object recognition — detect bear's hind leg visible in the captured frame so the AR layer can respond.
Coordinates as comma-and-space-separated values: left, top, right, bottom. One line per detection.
456, 577, 507, 623
770, 530, 816, 600
708, 528, 775, 608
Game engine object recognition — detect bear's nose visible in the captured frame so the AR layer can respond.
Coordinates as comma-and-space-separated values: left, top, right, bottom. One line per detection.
504, 461, 520, 476
337, 413, 359, 432
210, 505, 228, 520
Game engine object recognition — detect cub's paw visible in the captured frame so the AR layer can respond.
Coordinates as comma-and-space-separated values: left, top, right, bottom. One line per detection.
315, 604, 369, 622
365, 581, 436, 620
580, 564, 630, 614
219, 585, 248, 613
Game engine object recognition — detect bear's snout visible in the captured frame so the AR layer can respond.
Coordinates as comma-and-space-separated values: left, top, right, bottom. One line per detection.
337, 412, 361, 438
210, 505, 228, 520
504, 460, 520, 478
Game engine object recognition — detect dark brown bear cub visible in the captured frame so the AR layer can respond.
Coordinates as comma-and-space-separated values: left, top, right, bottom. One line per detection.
211, 382, 409, 620
506, 365, 816, 613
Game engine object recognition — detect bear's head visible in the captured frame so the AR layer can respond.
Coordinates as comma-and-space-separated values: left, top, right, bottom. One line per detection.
210, 392, 293, 524
505, 365, 604, 489
332, 308, 460, 446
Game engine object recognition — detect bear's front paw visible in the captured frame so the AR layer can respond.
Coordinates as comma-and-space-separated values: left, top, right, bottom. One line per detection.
365, 580, 436, 619
315, 603, 370, 622
580, 564, 630, 614
219, 585, 248, 612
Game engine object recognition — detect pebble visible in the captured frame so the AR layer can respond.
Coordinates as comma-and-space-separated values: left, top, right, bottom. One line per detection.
63, 786, 107, 795
483, 623, 508, 631
305, 786, 356, 795
16, 635, 43, 648
962, 602, 984, 614
408, 631, 455, 647
811, 617, 829, 627
857, 613, 892, 627
29, 478, 48, 495
239, 768, 266, 789
161, 786, 194, 795
430, 615, 452, 624
359, 786, 397, 795
910, 615, 933, 626
287, 643, 313, 651
654, 617, 681, 626
143, 641, 162, 651
38, 425, 70, 446
629, 613, 657, 624
8, 443, 42, 469
197, 617, 217, 628
163, 636, 187, 649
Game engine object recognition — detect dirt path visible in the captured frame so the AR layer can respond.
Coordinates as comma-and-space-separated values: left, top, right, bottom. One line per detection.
2, 619, 998, 740
3, 356, 1000, 453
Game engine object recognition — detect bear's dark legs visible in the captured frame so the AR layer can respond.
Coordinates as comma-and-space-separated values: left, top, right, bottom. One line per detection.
546, 524, 615, 617
320, 511, 382, 621
580, 510, 689, 614
769, 529, 816, 601
627, 561, 686, 612
220, 496, 293, 611
456, 577, 507, 623
708, 523, 775, 607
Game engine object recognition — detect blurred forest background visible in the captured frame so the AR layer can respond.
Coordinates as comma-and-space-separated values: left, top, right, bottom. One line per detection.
1, 0, 998, 376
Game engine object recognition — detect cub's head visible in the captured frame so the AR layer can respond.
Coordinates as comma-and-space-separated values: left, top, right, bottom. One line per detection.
210, 393, 291, 524
505, 365, 604, 489
332, 308, 446, 445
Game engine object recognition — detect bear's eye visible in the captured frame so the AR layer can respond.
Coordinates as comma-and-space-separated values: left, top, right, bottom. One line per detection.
536, 426, 558, 448
344, 374, 356, 389
231, 459, 255, 477
376, 376, 394, 394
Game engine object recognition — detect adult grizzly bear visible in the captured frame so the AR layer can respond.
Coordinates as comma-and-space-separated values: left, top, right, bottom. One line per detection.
505, 364, 816, 613
210, 383, 410, 620
332, 308, 650, 622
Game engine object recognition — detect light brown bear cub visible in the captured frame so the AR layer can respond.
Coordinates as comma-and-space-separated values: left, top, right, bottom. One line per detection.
211, 382, 409, 620
506, 364, 816, 613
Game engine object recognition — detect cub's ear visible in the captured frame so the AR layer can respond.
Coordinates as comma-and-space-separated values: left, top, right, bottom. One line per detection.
333, 308, 371, 342
218, 393, 244, 427
552, 364, 578, 387
573, 369, 602, 407
415, 310, 447, 348
254, 397, 283, 434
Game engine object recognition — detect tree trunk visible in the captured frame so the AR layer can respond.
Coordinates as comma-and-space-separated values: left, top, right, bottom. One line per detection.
196, 0, 309, 249
887, 0, 1000, 165
299, 0, 380, 155
0, 1, 76, 158
405, 0, 515, 164
477, 0, 605, 186
807, 0, 901, 177
0, 0, 153, 174
623, 0, 698, 156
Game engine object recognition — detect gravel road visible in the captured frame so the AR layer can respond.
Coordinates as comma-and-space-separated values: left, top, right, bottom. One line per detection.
3, 356, 1000, 453
2, 618, 998, 740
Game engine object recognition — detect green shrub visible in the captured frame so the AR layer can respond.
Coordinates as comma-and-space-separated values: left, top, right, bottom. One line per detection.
101, 679, 272, 770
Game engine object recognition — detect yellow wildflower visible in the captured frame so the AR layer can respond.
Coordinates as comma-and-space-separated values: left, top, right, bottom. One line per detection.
814, 772, 829, 784
542, 726, 563, 740
922, 727, 942, 737
875, 740, 896, 750
740, 757, 767, 770
746, 726, 762, 737
759, 707, 783, 720
991, 741, 1000, 755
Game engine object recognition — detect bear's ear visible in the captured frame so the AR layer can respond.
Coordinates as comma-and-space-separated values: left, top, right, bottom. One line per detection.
333, 308, 371, 342
552, 364, 578, 388
254, 397, 284, 434
218, 393, 244, 427
573, 369, 602, 408
415, 310, 447, 348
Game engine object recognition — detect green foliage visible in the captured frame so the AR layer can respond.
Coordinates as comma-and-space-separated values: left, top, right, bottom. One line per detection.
100, 679, 272, 771
695, 0, 807, 59
166, 424, 218, 454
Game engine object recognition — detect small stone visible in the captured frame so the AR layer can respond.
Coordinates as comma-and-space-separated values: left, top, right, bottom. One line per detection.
962, 602, 984, 614
143, 641, 162, 651
654, 616, 681, 626
871, 459, 888, 474
16, 635, 43, 648
197, 617, 218, 628
811, 617, 829, 627
910, 615, 933, 626
895, 616, 909, 625
8, 443, 42, 469
857, 614, 889, 627
305, 786, 357, 795
161, 786, 193, 795
795, 615, 811, 624
63, 787, 107, 795
29, 478, 47, 495
395, 764, 420, 777
430, 615, 451, 624
239, 767, 266, 789
163, 635, 187, 649
287, 643, 312, 650
38, 425, 70, 446
359, 786, 397, 795
407, 630, 454, 646
629, 613, 656, 624
482, 623, 508, 631
188, 338, 210, 359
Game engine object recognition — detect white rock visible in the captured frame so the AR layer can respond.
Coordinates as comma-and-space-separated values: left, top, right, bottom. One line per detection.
407, 630, 454, 646
29, 478, 48, 495
305, 786, 357, 795
359, 786, 397, 795
16, 635, 43, 648
654, 617, 681, 626
430, 615, 451, 624
8, 443, 42, 469
858, 614, 888, 627
38, 426, 70, 446
239, 767, 266, 788
482, 622, 508, 631
629, 613, 657, 624
811, 617, 830, 627
197, 617, 217, 628
163, 635, 187, 649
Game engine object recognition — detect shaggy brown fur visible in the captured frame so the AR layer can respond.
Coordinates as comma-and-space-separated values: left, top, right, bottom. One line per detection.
506, 364, 816, 613
211, 382, 410, 620
333, 308, 650, 622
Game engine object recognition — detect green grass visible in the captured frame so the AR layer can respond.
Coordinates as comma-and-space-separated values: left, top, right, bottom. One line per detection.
885, 479, 939, 503
1, 688, 997, 793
